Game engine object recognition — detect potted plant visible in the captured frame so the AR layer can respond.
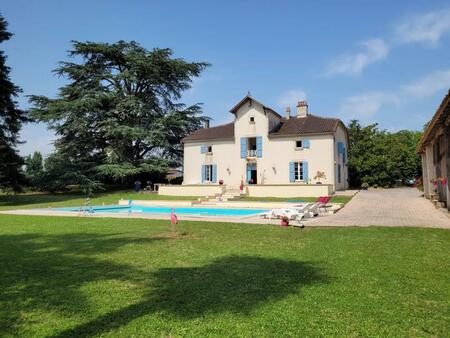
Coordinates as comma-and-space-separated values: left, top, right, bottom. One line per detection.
314, 171, 326, 184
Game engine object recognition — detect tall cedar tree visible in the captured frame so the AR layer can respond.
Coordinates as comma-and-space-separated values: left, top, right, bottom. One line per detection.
0, 15, 27, 192
30, 41, 209, 193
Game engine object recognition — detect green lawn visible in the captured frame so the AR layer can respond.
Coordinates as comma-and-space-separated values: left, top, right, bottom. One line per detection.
241, 195, 353, 204
0, 191, 196, 211
0, 214, 449, 337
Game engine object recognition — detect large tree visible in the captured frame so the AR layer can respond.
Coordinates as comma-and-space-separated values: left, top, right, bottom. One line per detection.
0, 14, 27, 192
30, 41, 209, 193
347, 120, 422, 187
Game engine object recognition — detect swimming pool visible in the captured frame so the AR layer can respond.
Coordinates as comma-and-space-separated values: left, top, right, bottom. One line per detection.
57, 205, 268, 217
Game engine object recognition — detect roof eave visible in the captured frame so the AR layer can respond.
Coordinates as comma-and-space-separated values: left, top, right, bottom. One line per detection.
416, 90, 450, 153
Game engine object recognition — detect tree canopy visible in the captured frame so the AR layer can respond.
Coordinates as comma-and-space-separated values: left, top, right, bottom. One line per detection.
30, 41, 209, 193
347, 120, 422, 187
0, 14, 27, 192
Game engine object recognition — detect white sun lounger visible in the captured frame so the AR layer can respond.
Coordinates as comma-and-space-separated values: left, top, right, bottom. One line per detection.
259, 203, 313, 220
292, 202, 321, 227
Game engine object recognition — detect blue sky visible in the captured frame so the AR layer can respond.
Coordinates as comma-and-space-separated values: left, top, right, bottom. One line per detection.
2, 0, 450, 156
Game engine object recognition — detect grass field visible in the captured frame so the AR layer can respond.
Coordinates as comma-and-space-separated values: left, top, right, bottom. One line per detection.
0, 191, 196, 211
0, 191, 352, 212
0, 212, 449, 337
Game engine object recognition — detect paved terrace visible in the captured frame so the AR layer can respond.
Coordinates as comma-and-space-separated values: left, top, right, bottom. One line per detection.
306, 188, 450, 228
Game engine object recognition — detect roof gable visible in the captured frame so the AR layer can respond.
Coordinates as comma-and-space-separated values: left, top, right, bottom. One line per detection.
229, 95, 282, 119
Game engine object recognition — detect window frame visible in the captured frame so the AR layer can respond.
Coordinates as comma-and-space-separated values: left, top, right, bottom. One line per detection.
204, 164, 213, 182
295, 140, 303, 149
207, 145, 213, 153
249, 116, 255, 124
293, 162, 304, 181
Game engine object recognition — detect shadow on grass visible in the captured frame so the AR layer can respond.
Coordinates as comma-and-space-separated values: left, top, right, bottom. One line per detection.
54, 256, 327, 338
0, 232, 327, 337
0, 232, 166, 336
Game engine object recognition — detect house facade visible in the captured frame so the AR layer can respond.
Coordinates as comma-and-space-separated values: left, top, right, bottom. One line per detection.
417, 90, 450, 211
177, 95, 348, 197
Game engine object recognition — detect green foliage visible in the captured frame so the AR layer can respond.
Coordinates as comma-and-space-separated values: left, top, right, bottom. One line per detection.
24, 151, 43, 188
0, 15, 27, 192
347, 120, 422, 188
30, 40, 209, 192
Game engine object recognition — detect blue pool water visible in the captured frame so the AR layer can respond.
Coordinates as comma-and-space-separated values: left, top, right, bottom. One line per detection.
57, 205, 268, 217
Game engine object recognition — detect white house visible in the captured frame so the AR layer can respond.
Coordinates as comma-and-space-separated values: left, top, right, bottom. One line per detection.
163, 95, 348, 197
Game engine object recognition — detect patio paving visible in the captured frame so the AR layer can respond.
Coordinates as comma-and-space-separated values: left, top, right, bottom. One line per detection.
307, 188, 450, 228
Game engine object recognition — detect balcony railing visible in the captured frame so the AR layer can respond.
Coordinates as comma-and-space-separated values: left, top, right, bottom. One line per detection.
247, 149, 257, 157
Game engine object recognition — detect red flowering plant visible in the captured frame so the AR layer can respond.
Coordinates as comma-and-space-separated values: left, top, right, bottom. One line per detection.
432, 177, 448, 187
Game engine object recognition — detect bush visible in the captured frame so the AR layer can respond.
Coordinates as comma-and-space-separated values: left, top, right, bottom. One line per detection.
361, 182, 369, 190
373, 184, 379, 189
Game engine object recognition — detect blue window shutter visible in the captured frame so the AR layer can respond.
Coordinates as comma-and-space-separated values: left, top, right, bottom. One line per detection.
289, 162, 295, 183
338, 142, 344, 154
201, 165, 205, 183
212, 165, 217, 183
343, 148, 347, 163
240, 137, 247, 158
256, 136, 263, 157
302, 161, 309, 182
338, 164, 341, 183
201, 145, 207, 154
303, 139, 310, 149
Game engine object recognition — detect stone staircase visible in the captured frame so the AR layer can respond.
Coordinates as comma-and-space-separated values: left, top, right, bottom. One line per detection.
194, 187, 245, 205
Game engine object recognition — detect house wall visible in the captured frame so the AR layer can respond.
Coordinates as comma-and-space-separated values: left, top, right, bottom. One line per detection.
182, 99, 344, 194
425, 144, 435, 197
334, 124, 349, 190
183, 139, 238, 185
158, 184, 225, 196
246, 184, 333, 197
262, 134, 335, 186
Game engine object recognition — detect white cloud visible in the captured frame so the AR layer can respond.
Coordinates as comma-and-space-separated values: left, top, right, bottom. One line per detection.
394, 8, 450, 45
341, 92, 399, 120
323, 38, 389, 76
341, 68, 450, 120
324, 8, 450, 76
277, 89, 307, 108
402, 69, 450, 97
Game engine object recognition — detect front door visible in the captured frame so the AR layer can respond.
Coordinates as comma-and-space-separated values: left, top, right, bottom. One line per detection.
247, 163, 257, 184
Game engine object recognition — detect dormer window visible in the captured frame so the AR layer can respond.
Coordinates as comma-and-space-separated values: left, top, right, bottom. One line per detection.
295, 139, 310, 150
249, 116, 255, 124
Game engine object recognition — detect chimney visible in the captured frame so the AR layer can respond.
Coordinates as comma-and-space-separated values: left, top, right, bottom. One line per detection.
296, 101, 308, 118
204, 120, 210, 128
285, 107, 291, 120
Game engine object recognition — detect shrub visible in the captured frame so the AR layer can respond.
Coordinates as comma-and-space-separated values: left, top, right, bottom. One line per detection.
361, 182, 369, 190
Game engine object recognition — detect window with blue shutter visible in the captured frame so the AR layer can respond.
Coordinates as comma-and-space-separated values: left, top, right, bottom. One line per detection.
302, 161, 309, 182
256, 136, 262, 157
338, 142, 344, 154
337, 164, 341, 183
212, 165, 217, 183
302, 139, 310, 149
200, 145, 207, 154
201, 165, 205, 183
240, 137, 247, 158
289, 162, 295, 183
